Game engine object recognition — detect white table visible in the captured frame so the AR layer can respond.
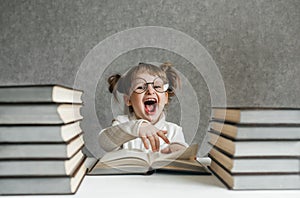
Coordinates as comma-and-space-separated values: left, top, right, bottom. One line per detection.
2, 173, 300, 198
2, 174, 300, 197
78, 174, 300, 198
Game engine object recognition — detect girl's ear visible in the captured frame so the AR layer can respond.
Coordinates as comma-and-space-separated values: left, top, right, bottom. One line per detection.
123, 95, 131, 106
165, 92, 169, 105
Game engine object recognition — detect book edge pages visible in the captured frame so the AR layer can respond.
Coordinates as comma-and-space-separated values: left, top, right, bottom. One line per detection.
209, 147, 233, 171
53, 86, 83, 104
209, 159, 234, 189
65, 150, 85, 175
61, 121, 82, 142
57, 104, 83, 124
212, 109, 241, 123
208, 132, 235, 156
210, 121, 238, 139
70, 158, 87, 193
67, 135, 84, 158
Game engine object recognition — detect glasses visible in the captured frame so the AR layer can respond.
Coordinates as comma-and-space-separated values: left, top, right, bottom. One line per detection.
131, 77, 169, 94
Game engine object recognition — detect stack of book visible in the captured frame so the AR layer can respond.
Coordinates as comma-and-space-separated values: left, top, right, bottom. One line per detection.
207, 107, 300, 190
0, 85, 87, 195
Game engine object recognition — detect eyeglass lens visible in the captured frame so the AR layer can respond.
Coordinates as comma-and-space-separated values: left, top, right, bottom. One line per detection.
131, 78, 169, 94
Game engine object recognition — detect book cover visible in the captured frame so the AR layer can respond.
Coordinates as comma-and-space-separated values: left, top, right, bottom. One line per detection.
209, 121, 300, 140
0, 104, 82, 124
0, 121, 82, 143
0, 150, 85, 176
208, 131, 300, 157
209, 159, 300, 190
211, 107, 300, 124
0, 157, 87, 195
0, 85, 83, 104
208, 147, 300, 173
0, 135, 84, 159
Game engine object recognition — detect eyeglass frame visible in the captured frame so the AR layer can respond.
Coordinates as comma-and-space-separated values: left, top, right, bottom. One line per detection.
130, 77, 169, 94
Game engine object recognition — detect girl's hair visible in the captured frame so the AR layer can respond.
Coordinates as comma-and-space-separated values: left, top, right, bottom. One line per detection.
108, 62, 181, 99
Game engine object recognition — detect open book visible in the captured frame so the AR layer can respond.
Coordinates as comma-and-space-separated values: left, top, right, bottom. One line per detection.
88, 144, 211, 175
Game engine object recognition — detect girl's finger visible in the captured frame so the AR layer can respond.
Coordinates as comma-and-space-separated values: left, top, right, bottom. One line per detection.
154, 134, 160, 151
147, 135, 157, 152
157, 131, 170, 144
141, 136, 149, 150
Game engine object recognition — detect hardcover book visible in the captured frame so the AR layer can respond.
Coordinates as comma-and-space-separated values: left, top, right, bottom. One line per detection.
0, 121, 82, 143
0, 104, 82, 124
208, 147, 300, 173
211, 107, 300, 124
0, 85, 82, 104
208, 131, 300, 157
209, 159, 300, 190
0, 158, 87, 195
0, 135, 84, 159
0, 150, 85, 176
209, 121, 300, 140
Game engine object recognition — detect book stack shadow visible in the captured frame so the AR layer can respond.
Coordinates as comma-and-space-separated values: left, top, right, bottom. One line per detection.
0, 85, 87, 195
207, 107, 300, 190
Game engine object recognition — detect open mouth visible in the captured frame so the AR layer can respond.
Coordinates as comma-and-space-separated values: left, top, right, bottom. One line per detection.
144, 98, 157, 114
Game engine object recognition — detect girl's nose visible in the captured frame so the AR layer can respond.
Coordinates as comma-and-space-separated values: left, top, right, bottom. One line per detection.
146, 84, 155, 94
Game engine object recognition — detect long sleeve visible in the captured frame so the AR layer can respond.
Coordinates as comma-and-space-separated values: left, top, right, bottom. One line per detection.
98, 117, 145, 152
98, 114, 188, 152
154, 117, 189, 148
168, 126, 189, 147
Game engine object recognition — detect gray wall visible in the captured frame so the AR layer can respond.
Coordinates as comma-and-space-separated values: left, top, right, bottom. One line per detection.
1, 0, 299, 158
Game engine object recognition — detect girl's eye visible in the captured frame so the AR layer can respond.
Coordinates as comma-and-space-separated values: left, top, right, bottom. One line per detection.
135, 85, 145, 90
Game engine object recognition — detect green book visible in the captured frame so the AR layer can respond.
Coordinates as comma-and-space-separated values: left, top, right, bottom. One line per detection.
0, 85, 82, 104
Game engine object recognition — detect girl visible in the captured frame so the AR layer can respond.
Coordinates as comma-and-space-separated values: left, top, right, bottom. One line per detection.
98, 62, 188, 153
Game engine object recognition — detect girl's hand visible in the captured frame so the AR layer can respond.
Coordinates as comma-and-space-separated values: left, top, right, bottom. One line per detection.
139, 122, 170, 152
160, 143, 186, 154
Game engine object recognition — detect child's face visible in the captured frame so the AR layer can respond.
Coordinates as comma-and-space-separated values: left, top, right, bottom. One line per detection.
125, 72, 168, 123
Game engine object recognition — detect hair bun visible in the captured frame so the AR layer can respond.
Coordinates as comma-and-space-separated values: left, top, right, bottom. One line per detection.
160, 62, 173, 70
108, 74, 121, 93
159, 62, 181, 97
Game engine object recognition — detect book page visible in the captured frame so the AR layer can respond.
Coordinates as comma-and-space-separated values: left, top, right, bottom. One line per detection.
100, 149, 150, 164
90, 149, 152, 174
148, 144, 199, 166
149, 144, 210, 174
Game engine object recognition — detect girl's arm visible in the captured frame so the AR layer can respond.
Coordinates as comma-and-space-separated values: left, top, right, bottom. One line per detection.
99, 117, 170, 152
98, 119, 145, 152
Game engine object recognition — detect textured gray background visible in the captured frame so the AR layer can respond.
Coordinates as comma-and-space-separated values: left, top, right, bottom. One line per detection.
1, 0, 299, 158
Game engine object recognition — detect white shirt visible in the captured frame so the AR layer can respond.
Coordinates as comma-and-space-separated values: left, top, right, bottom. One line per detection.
98, 113, 188, 152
